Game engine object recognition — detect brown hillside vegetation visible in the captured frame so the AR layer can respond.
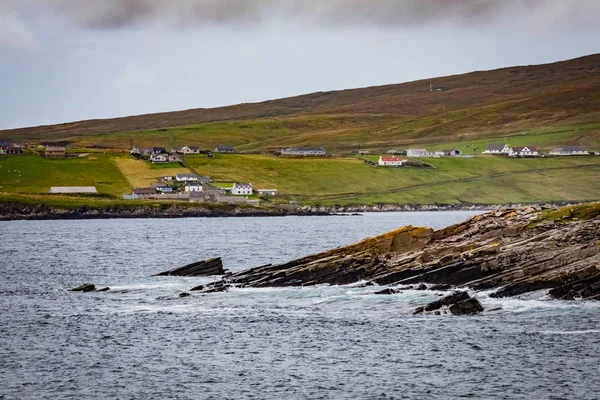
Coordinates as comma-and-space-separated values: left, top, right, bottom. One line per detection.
2, 53, 600, 148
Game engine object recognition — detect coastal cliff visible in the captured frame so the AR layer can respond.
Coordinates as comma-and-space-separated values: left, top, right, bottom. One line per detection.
201, 202, 600, 300
0, 202, 327, 220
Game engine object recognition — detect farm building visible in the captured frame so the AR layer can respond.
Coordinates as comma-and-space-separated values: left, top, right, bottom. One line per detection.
49, 187, 97, 194
281, 147, 326, 156
45, 146, 66, 158
215, 145, 235, 153
548, 146, 589, 156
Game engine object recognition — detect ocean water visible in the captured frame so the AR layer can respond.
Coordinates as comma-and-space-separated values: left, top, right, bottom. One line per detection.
1, 212, 599, 399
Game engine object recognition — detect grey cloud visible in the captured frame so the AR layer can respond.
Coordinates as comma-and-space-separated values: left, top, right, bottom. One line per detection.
4, 0, 600, 29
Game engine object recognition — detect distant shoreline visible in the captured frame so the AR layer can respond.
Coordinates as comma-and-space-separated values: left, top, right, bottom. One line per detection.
0, 200, 593, 221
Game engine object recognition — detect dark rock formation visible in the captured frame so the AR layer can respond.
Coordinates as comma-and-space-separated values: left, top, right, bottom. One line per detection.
412, 291, 484, 315
154, 257, 226, 277
373, 288, 399, 295
71, 283, 96, 292
70, 283, 110, 292
199, 202, 600, 301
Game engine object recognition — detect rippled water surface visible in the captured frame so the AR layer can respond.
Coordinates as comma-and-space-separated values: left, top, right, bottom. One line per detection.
1, 212, 599, 399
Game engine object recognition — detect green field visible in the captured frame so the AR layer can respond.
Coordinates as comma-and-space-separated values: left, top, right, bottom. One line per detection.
1, 151, 599, 208
0, 154, 131, 196
184, 153, 600, 205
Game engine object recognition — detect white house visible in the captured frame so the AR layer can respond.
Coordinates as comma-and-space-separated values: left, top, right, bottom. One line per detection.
176, 174, 200, 182
509, 146, 538, 157
281, 147, 326, 156
406, 148, 429, 157
483, 144, 511, 154
378, 155, 404, 166
184, 182, 204, 192
548, 146, 589, 156
167, 154, 181, 162
232, 183, 253, 195
150, 154, 168, 163
180, 146, 200, 154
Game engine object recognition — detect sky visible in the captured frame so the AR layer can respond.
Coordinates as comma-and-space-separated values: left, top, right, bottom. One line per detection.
0, 0, 599, 129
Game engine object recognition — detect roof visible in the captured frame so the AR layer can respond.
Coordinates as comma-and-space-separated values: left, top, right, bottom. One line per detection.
49, 186, 97, 194
512, 146, 538, 152
216, 145, 234, 150
282, 147, 326, 152
551, 146, 586, 152
176, 173, 199, 178
45, 146, 65, 152
132, 188, 156, 194
485, 144, 506, 151
408, 148, 427, 152
184, 182, 203, 186
233, 183, 252, 189
188, 146, 200, 150
380, 155, 403, 162
150, 182, 168, 188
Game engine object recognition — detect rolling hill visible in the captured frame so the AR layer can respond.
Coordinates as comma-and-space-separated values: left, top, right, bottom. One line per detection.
1, 53, 599, 153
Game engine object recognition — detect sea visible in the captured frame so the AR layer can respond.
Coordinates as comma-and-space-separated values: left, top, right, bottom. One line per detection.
1, 211, 599, 400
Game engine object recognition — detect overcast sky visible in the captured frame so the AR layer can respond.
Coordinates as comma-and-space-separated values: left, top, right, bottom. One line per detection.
0, 0, 599, 129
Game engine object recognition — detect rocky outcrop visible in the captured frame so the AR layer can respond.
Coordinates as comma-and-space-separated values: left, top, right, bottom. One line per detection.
0, 202, 329, 221
412, 291, 484, 315
201, 202, 600, 301
154, 257, 226, 277
70, 283, 110, 292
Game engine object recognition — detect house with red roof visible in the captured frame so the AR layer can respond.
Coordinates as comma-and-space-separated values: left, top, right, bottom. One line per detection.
378, 155, 405, 166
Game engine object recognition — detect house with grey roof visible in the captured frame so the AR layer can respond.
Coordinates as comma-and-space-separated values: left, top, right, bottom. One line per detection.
406, 148, 430, 157
175, 173, 199, 182
281, 147, 326, 156
232, 183, 253, 195
215, 145, 235, 153
509, 146, 538, 157
548, 146, 589, 156
179, 146, 200, 154
483, 144, 511, 154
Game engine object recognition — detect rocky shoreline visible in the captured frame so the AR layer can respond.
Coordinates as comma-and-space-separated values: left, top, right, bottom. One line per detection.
0, 200, 591, 221
193, 202, 600, 304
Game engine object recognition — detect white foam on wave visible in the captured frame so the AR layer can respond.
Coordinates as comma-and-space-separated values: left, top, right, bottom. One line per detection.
476, 289, 600, 313
538, 329, 600, 335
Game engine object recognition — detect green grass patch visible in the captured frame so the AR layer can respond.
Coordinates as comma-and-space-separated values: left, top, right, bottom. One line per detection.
0, 154, 131, 196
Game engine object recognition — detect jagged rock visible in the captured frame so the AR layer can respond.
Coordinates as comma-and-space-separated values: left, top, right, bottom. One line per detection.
197, 203, 600, 301
96, 287, 110, 292
415, 283, 428, 290
429, 284, 453, 291
179, 292, 190, 298
154, 257, 226, 277
71, 283, 96, 292
448, 297, 484, 315
373, 288, 398, 295
412, 291, 471, 314
190, 282, 230, 293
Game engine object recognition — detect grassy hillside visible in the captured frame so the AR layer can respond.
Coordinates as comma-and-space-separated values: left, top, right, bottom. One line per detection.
1, 54, 599, 154
1, 152, 598, 207
0, 54, 599, 209
184, 153, 600, 205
